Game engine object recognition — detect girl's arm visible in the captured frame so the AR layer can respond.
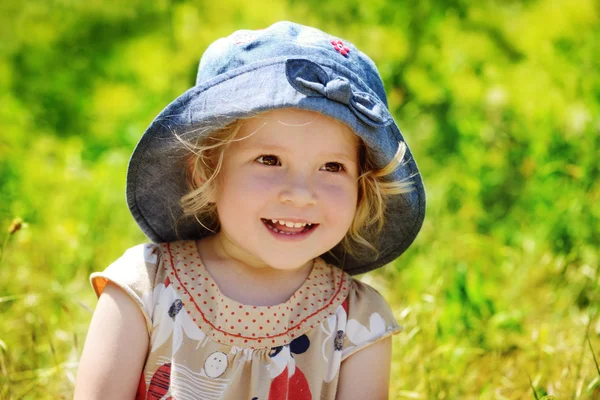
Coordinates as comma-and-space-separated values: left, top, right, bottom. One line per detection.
74, 282, 149, 400
335, 336, 392, 400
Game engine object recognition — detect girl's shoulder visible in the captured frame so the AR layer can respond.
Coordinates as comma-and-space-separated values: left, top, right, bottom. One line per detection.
90, 241, 195, 295
337, 274, 402, 361
91, 243, 163, 293
89, 241, 174, 333
345, 276, 397, 316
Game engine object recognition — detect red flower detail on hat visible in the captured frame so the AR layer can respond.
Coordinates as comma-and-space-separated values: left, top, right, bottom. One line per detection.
331, 39, 350, 57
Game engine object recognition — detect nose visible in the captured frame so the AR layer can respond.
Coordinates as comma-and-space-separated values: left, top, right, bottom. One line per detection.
278, 174, 317, 207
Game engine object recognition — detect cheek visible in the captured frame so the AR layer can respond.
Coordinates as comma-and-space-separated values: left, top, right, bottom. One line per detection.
319, 181, 358, 223
226, 173, 279, 196
215, 172, 279, 211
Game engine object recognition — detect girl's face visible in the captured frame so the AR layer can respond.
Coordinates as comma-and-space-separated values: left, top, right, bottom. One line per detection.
211, 108, 359, 271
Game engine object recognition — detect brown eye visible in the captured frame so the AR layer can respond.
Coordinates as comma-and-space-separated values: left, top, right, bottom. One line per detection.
321, 162, 344, 172
256, 155, 280, 166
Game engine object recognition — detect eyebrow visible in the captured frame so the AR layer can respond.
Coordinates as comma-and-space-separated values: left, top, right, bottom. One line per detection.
240, 144, 358, 163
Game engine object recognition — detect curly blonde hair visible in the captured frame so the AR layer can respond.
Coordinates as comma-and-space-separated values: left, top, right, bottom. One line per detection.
180, 114, 413, 259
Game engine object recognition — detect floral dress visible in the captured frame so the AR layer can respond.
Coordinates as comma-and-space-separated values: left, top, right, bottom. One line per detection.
90, 241, 401, 400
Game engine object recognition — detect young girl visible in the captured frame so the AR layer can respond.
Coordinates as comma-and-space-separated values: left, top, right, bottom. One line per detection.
74, 21, 425, 400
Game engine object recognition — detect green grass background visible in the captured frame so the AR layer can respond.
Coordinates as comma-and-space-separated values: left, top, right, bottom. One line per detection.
1, 0, 599, 398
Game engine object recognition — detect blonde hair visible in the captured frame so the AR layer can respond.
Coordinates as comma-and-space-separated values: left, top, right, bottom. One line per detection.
180, 116, 414, 259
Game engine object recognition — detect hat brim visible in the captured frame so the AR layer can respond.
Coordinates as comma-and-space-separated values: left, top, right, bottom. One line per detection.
127, 56, 425, 275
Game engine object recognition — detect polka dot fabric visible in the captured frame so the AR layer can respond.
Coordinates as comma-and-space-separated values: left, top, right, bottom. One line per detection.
162, 241, 351, 348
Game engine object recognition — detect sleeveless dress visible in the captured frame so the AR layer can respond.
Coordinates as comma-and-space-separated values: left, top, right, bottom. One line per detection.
90, 241, 401, 400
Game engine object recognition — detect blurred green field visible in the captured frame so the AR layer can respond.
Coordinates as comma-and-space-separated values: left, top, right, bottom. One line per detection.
1, 0, 599, 398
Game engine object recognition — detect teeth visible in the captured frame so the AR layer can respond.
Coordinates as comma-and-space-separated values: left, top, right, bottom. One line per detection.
264, 219, 316, 235
270, 219, 309, 228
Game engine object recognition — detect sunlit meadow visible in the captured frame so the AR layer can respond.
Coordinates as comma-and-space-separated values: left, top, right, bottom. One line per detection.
1, 0, 599, 398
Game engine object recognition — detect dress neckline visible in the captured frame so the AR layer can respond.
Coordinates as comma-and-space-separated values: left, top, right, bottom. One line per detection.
161, 240, 351, 348
194, 240, 319, 308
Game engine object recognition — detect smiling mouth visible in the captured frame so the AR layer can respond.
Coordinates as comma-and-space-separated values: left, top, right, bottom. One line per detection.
261, 218, 318, 235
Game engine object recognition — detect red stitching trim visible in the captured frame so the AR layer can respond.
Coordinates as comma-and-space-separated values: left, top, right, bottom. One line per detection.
166, 242, 347, 341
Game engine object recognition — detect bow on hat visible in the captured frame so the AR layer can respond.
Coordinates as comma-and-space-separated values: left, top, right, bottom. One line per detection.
285, 59, 392, 128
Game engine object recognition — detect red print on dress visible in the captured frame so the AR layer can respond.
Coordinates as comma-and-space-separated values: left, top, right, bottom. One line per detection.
146, 363, 174, 400
135, 374, 147, 400
268, 335, 312, 400
268, 366, 311, 400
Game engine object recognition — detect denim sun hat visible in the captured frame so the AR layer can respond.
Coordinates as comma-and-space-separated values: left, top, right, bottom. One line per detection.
127, 21, 425, 275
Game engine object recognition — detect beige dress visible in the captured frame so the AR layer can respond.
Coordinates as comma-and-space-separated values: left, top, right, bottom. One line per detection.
91, 241, 400, 400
